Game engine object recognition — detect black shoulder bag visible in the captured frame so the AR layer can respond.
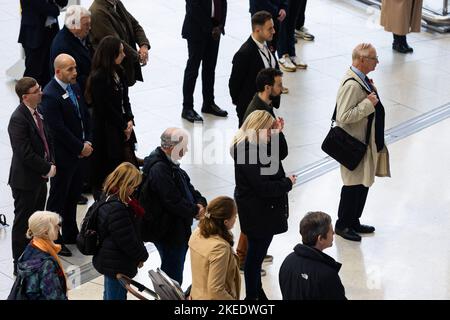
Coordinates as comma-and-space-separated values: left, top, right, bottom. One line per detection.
321, 78, 374, 171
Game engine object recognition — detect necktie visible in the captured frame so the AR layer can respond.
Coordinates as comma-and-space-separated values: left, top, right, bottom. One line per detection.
66, 85, 85, 140
213, 0, 222, 22
33, 111, 51, 162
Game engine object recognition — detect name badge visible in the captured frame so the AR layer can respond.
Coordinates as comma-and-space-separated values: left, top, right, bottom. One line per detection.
62, 93, 69, 99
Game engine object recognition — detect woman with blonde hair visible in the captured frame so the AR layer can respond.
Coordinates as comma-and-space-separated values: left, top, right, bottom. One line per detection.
231, 110, 296, 300
9, 211, 67, 300
92, 162, 149, 300
189, 196, 241, 300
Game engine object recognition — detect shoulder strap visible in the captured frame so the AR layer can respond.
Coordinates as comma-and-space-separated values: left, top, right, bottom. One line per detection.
331, 78, 374, 145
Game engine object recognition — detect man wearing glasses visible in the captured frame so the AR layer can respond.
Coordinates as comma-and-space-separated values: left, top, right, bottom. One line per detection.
8, 77, 56, 276
334, 43, 390, 242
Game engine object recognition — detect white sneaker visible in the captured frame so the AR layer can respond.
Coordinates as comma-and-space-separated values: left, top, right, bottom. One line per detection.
278, 54, 296, 72
290, 56, 308, 69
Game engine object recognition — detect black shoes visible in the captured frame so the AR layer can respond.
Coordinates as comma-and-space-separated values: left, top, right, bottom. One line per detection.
182, 109, 203, 123
201, 103, 228, 117
58, 244, 72, 257
335, 227, 361, 242
393, 42, 413, 54
353, 224, 375, 234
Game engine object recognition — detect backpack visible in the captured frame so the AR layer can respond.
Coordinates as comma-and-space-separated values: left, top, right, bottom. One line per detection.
76, 195, 116, 255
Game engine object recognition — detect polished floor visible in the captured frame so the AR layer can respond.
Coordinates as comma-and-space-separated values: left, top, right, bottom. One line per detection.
0, 0, 449, 300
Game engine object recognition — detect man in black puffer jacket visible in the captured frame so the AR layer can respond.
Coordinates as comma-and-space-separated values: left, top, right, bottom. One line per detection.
279, 211, 346, 300
139, 128, 207, 285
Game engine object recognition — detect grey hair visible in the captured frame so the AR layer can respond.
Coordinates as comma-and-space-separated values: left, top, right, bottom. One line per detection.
64, 5, 91, 29
26, 211, 61, 241
352, 43, 374, 61
160, 128, 188, 149
299, 211, 332, 246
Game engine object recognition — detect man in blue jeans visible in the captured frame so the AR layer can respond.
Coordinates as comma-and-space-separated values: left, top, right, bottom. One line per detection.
140, 128, 207, 285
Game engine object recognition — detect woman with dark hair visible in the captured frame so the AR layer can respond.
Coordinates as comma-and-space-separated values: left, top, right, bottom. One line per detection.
188, 196, 241, 300
85, 35, 140, 199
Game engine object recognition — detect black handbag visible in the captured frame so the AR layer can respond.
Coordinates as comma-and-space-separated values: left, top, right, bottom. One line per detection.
321, 78, 374, 171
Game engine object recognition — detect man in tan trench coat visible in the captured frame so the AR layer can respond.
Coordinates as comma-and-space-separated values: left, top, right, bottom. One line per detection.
334, 43, 390, 242
380, 0, 423, 54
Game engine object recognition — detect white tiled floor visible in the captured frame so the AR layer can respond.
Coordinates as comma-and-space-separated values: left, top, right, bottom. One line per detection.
1, 0, 449, 300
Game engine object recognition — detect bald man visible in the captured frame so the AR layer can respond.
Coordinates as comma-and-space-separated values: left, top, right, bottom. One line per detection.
139, 128, 207, 285
40, 53, 92, 256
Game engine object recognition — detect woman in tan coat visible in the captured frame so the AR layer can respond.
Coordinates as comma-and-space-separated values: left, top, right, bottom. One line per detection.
380, 0, 423, 53
189, 196, 241, 300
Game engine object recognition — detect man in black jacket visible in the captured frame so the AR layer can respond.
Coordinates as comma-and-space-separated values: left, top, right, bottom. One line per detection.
50, 5, 93, 94
140, 128, 207, 285
40, 54, 92, 256
8, 77, 56, 275
279, 211, 346, 300
229, 11, 281, 127
18, 0, 68, 87
181, 0, 228, 123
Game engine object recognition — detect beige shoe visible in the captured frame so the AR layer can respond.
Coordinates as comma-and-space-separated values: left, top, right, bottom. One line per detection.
290, 56, 308, 69
281, 86, 289, 94
278, 54, 296, 72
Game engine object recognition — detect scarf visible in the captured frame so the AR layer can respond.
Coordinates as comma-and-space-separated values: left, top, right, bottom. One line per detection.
127, 197, 145, 218
31, 237, 67, 292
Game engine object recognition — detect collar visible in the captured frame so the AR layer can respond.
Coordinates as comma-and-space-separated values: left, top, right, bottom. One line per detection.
256, 93, 272, 108
23, 103, 37, 116
251, 34, 267, 51
350, 66, 367, 81
54, 76, 69, 91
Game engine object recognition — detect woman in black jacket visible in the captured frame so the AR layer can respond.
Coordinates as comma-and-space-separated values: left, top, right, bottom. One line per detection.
93, 162, 148, 300
86, 36, 139, 199
230, 110, 296, 300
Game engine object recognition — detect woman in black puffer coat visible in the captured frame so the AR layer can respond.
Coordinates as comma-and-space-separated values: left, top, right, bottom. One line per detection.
92, 162, 148, 300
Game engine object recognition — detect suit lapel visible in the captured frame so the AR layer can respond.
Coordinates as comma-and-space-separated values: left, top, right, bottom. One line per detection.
347, 68, 371, 92
19, 104, 39, 133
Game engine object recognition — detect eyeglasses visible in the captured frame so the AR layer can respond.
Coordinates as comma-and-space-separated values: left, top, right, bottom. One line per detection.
27, 86, 42, 95
364, 55, 379, 62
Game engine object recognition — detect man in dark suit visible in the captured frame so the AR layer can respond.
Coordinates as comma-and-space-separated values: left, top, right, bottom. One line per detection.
41, 54, 93, 256
50, 5, 93, 94
18, 0, 68, 87
229, 11, 280, 127
181, 0, 228, 123
249, 0, 287, 53
8, 77, 56, 275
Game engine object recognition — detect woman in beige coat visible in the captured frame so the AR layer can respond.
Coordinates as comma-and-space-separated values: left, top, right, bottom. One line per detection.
189, 196, 241, 300
380, 0, 423, 53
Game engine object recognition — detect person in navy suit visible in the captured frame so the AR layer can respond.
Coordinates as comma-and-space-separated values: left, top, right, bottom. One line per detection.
18, 0, 68, 87
40, 54, 93, 256
49, 5, 93, 94
181, 0, 228, 123
8, 77, 56, 275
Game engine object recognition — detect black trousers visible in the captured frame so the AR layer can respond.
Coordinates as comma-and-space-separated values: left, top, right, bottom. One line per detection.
23, 24, 59, 87
182, 34, 220, 110
336, 185, 369, 230
11, 183, 47, 264
46, 162, 84, 244
296, 0, 308, 30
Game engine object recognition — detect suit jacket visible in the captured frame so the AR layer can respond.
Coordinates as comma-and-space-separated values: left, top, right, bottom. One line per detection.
182, 0, 228, 41
40, 79, 91, 168
18, 0, 68, 49
249, 0, 288, 17
89, 0, 150, 86
229, 36, 280, 122
49, 26, 93, 93
335, 69, 390, 188
8, 104, 54, 190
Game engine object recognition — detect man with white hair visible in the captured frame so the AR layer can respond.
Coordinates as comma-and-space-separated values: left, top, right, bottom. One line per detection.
333, 43, 390, 242
139, 128, 207, 285
50, 5, 93, 93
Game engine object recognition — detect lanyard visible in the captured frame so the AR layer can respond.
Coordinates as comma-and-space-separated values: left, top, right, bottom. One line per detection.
258, 46, 273, 68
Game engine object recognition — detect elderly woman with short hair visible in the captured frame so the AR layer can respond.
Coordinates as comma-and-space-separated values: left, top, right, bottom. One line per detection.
10, 211, 68, 300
